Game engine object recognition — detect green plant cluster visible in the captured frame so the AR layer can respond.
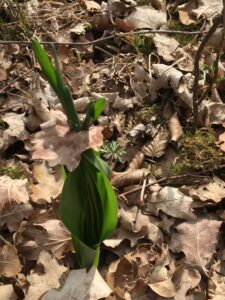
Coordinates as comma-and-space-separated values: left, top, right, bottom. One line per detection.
0, 165, 24, 179
101, 141, 126, 164
169, 129, 225, 175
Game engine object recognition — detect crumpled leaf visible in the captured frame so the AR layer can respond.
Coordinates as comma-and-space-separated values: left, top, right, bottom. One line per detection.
0, 236, 21, 277
30, 110, 103, 171
111, 168, 149, 188
154, 34, 179, 62
208, 271, 225, 300
119, 204, 163, 242
0, 175, 32, 232
30, 163, 64, 204
26, 251, 67, 300
147, 186, 196, 220
18, 219, 71, 260
0, 284, 17, 300
124, 5, 167, 30
42, 267, 112, 300
170, 219, 222, 274
2, 112, 28, 140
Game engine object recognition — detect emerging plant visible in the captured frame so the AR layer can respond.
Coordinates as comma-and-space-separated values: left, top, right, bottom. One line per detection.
32, 40, 118, 268
101, 140, 126, 164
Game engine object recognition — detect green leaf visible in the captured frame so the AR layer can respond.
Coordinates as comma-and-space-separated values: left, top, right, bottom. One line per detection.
82, 98, 106, 129
83, 149, 111, 178
60, 152, 118, 267
32, 39, 57, 93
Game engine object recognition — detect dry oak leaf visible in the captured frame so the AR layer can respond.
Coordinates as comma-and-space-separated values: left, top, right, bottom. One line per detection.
30, 163, 63, 204
18, 219, 71, 260
0, 284, 17, 300
0, 235, 21, 277
124, 5, 167, 30
26, 251, 67, 300
30, 122, 103, 172
42, 267, 112, 300
0, 175, 32, 232
170, 219, 222, 274
147, 186, 196, 220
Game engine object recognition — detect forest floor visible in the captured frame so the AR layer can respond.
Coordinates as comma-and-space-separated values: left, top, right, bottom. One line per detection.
1, 0, 225, 299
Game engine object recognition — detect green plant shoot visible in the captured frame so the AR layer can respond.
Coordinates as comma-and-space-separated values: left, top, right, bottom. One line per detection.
32, 39, 118, 268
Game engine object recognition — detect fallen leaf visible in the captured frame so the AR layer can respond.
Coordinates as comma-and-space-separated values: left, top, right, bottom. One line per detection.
149, 277, 176, 298
178, 0, 197, 25
30, 115, 103, 171
111, 168, 149, 188
192, 0, 222, 19
18, 219, 71, 260
168, 112, 183, 142
205, 103, 225, 125
0, 284, 17, 300
42, 267, 112, 300
170, 219, 222, 274
2, 112, 28, 140
218, 131, 225, 152
30, 163, 64, 204
124, 5, 167, 30
26, 251, 67, 300
208, 271, 225, 300
154, 34, 179, 62
147, 186, 196, 220
0, 236, 21, 277
84, 0, 101, 12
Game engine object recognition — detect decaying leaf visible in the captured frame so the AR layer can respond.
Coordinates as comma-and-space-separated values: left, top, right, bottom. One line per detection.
111, 169, 149, 188
147, 186, 196, 220
124, 5, 167, 30
205, 103, 225, 125
30, 118, 103, 171
2, 112, 28, 140
119, 204, 163, 242
192, 0, 222, 19
168, 112, 183, 142
26, 251, 67, 300
208, 271, 225, 300
30, 163, 63, 204
170, 219, 222, 274
18, 219, 71, 260
0, 236, 21, 277
42, 267, 112, 300
154, 34, 179, 62
0, 176, 32, 231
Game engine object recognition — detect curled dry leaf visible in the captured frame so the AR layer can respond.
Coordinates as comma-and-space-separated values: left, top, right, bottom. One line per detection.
127, 151, 145, 170
119, 204, 163, 242
170, 219, 222, 274
0, 284, 17, 300
2, 112, 28, 140
30, 118, 103, 171
111, 168, 149, 188
42, 267, 112, 300
0, 236, 21, 277
142, 127, 169, 158
178, 0, 197, 25
147, 186, 196, 220
168, 112, 183, 142
18, 219, 71, 260
30, 163, 64, 204
124, 5, 167, 30
0, 175, 32, 232
26, 251, 67, 300
154, 34, 179, 62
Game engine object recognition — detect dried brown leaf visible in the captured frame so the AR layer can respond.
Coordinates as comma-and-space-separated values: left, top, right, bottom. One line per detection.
2, 112, 28, 140
30, 163, 63, 204
168, 112, 183, 142
42, 267, 112, 300
127, 151, 145, 170
0, 284, 17, 300
208, 271, 225, 300
154, 34, 179, 62
111, 169, 149, 188
26, 251, 67, 300
0, 236, 21, 277
170, 219, 222, 274
147, 186, 196, 220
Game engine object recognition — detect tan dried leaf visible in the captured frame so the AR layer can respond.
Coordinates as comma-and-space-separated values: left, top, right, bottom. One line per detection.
0, 176, 32, 231
142, 127, 169, 158
127, 151, 145, 170
170, 219, 222, 274
172, 266, 201, 300
168, 112, 183, 142
30, 163, 63, 204
31, 123, 103, 171
0, 236, 21, 277
42, 267, 112, 300
2, 113, 28, 140
154, 34, 179, 62
26, 251, 67, 300
84, 0, 101, 12
208, 271, 225, 300
0, 284, 17, 300
192, 0, 222, 19
119, 204, 163, 242
111, 169, 149, 188
178, 0, 196, 25
18, 219, 71, 260
186, 177, 225, 203
124, 5, 167, 30
147, 186, 196, 220
149, 277, 176, 298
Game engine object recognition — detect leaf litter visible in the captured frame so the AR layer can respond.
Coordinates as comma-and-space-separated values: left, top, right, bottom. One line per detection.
0, 0, 225, 299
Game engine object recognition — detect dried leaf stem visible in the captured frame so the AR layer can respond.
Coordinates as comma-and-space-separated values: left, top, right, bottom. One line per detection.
192, 16, 222, 127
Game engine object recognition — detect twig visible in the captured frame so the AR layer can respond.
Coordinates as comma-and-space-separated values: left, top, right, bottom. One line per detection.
192, 16, 222, 127
0, 29, 204, 47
